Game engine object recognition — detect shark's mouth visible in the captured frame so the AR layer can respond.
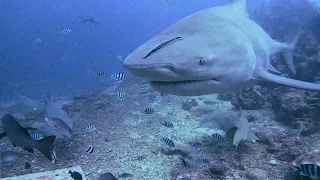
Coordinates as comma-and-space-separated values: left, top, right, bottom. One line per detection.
150, 78, 218, 86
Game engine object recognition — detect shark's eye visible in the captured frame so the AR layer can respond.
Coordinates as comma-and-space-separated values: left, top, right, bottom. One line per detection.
198, 57, 205, 65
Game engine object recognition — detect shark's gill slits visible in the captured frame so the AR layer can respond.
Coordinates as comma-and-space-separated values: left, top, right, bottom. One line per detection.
143, 36, 183, 59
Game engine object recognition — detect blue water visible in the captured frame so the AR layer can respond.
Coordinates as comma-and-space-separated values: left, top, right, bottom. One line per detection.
0, 0, 263, 101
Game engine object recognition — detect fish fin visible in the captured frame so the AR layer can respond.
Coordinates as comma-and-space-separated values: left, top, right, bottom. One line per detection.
24, 127, 38, 131
247, 130, 259, 142
229, 0, 247, 13
233, 129, 244, 147
0, 132, 6, 139
268, 64, 281, 74
254, 70, 320, 91
24, 148, 34, 153
34, 136, 56, 160
280, 30, 301, 75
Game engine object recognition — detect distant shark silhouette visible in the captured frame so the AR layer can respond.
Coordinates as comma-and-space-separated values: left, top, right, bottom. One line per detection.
123, 0, 320, 96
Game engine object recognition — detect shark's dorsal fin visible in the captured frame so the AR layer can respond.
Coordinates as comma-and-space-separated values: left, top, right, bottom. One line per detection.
229, 0, 247, 14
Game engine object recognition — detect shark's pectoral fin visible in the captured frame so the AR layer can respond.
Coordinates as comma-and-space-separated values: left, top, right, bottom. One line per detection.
254, 70, 320, 91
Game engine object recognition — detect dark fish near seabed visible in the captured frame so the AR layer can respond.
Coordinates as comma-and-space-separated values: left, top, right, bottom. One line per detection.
69, 170, 83, 180
99, 172, 118, 180
111, 72, 127, 81
144, 108, 154, 114
45, 117, 72, 138
1, 114, 56, 161
161, 121, 174, 128
0, 151, 23, 163
84, 124, 97, 132
161, 137, 175, 147
86, 145, 94, 154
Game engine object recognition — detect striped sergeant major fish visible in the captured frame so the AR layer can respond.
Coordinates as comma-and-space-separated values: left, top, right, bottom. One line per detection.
94, 71, 107, 76
53, 27, 72, 34
292, 162, 320, 179
144, 108, 154, 114
161, 137, 174, 147
31, 132, 44, 140
115, 92, 125, 100
111, 72, 127, 81
83, 124, 96, 133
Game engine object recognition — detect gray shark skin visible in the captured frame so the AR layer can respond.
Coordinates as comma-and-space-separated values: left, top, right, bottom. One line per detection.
123, 0, 320, 96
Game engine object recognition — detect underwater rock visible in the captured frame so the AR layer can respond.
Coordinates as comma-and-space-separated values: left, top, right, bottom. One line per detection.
231, 85, 270, 110
239, 168, 268, 180
270, 87, 320, 134
181, 98, 198, 111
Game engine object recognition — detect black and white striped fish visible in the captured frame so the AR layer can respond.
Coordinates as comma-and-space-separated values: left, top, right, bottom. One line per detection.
164, 0, 173, 4
115, 92, 125, 100
161, 121, 174, 128
144, 108, 154, 114
53, 27, 71, 34
86, 145, 94, 154
136, 155, 147, 161
293, 162, 320, 179
31, 133, 44, 140
50, 146, 56, 164
111, 72, 127, 81
161, 137, 174, 147
84, 124, 96, 133
212, 133, 224, 141
94, 71, 107, 76
196, 158, 211, 164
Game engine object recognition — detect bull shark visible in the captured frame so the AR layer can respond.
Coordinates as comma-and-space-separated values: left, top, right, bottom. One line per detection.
123, 0, 320, 96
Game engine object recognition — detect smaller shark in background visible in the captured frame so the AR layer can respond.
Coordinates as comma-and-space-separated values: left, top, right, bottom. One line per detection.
78, 17, 99, 25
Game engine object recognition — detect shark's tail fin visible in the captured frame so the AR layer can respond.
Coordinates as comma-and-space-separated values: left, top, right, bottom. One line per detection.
280, 30, 301, 75
34, 135, 56, 161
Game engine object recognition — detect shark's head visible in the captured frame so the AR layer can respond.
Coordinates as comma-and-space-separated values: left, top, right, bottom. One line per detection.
124, 16, 256, 96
